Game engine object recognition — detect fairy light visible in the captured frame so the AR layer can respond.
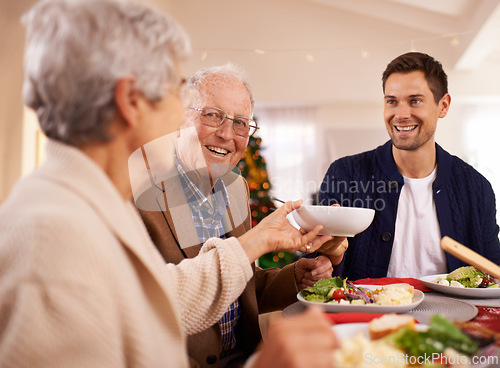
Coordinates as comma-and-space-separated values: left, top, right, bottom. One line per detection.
361, 50, 370, 59
409, 40, 417, 52
200, 51, 208, 61
192, 28, 499, 56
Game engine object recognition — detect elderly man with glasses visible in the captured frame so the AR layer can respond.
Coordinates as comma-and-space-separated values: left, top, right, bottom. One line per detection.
136, 63, 344, 368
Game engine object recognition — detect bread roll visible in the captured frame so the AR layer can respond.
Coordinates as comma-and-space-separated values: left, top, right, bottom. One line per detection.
369, 314, 416, 340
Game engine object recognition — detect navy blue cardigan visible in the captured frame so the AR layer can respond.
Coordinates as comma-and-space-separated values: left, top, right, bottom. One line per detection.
317, 140, 500, 279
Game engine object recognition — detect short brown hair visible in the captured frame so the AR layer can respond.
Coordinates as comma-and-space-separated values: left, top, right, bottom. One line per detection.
382, 52, 448, 104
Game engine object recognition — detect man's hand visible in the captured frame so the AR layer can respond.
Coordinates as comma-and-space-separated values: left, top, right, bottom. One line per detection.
317, 237, 348, 266
294, 256, 333, 290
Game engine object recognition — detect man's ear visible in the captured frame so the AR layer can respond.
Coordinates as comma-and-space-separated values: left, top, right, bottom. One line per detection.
438, 93, 451, 119
114, 77, 141, 128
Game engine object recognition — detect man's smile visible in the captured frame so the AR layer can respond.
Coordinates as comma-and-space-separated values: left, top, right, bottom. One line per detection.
206, 145, 229, 156
394, 125, 418, 132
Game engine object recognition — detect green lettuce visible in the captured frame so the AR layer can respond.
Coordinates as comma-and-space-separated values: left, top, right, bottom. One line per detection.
389, 314, 478, 357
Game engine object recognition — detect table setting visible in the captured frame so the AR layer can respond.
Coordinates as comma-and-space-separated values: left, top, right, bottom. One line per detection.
282, 274, 500, 366
282, 206, 500, 366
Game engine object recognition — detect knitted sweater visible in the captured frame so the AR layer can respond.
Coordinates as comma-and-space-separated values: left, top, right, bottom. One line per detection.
319, 140, 500, 279
0, 140, 253, 368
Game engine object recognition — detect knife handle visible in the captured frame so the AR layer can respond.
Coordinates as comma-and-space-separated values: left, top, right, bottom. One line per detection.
441, 236, 500, 280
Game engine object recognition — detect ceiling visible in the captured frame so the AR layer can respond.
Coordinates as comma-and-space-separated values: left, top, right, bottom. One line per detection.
164, 0, 500, 107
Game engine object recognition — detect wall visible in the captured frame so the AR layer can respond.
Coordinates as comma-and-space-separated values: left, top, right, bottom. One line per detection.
0, 0, 174, 203
255, 100, 482, 206
0, 0, 36, 202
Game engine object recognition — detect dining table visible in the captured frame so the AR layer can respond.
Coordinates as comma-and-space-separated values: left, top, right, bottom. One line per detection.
281, 276, 500, 366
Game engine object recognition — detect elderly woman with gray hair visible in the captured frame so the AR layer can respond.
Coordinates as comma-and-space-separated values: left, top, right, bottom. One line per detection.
0, 0, 337, 367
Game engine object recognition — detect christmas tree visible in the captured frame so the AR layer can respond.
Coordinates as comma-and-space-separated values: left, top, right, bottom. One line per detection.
238, 132, 298, 268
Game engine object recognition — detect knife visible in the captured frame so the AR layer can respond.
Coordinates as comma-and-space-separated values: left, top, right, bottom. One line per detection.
441, 236, 500, 280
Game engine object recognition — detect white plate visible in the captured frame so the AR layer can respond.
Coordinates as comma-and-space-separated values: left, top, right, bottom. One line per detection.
333, 322, 427, 339
297, 284, 424, 313
419, 274, 500, 298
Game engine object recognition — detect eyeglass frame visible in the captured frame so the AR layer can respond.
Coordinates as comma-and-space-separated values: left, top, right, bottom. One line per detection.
189, 106, 259, 137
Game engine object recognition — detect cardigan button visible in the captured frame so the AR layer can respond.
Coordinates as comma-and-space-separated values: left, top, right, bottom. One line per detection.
206, 355, 218, 365
381, 232, 392, 242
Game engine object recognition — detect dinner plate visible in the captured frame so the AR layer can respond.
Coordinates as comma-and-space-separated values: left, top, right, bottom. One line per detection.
297, 284, 424, 313
333, 322, 427, 339
333, 322, 500, 368
419, 274, 500, 298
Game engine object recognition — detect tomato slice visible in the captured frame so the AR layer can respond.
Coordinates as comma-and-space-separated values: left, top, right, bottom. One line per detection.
332, 288, 345, 302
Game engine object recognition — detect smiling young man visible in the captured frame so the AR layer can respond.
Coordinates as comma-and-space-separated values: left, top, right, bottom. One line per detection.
136, 63, 342, 368
318, 52, 500, 280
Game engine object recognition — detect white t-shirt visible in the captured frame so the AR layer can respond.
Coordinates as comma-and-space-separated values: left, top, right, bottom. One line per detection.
387, 167, 447, 278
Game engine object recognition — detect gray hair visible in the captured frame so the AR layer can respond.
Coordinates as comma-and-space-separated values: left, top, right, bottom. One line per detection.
22, 0, 191, 146
186, 63, 254, 114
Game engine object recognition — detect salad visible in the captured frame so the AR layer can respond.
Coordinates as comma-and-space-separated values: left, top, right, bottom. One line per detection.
300, 277, 413, 305
433, 266, 499, 288
334, 314, 490, 367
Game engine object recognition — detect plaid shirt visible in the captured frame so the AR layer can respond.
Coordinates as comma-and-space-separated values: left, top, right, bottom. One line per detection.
176, 158, 241, 357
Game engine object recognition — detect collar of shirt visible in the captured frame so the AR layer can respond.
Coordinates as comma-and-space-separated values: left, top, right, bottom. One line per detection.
174, 155, 230, 218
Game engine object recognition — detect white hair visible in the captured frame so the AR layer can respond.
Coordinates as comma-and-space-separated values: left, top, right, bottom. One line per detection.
22, 0, 191, 146
185, 63, 254, 113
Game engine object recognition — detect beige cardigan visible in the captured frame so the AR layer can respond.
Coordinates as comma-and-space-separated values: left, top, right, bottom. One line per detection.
0, 140, 253, 368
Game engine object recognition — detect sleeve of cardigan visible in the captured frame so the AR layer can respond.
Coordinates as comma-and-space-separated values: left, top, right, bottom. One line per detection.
166, 236, 253, 335
478, 179, 500, 264
318, 158, 352, 206
253, 263, 298, 313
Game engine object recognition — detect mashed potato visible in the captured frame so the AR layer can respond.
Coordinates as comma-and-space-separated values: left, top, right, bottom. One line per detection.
375, 284, 414, 305
333, 332, 407, 367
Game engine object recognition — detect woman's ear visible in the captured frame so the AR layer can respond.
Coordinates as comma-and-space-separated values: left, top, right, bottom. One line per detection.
114, 77, 141, 128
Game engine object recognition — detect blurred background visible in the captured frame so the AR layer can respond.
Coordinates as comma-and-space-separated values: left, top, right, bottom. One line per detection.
1, 0, 500, 228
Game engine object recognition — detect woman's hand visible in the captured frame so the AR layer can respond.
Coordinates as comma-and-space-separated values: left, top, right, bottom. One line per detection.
249, 307, 338, 368
238, 200, 333, 263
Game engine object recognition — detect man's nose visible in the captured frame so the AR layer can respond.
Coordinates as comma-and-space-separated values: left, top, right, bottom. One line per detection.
215, 117, 235, 138
395, 103, 411, 120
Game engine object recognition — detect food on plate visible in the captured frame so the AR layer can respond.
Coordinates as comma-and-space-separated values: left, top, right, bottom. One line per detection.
334, 329, 406, 368
369, 314, 416, 340
334, 314, 479, 367
300, 277, 414, 305
375, 284, 414, 306
433, 266, 499, 288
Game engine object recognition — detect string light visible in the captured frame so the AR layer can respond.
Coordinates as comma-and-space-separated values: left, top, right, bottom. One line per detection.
361, 50, 370, 59
409, 40, 417, 52
192, 29, 489, 57
200, 51, 208, 61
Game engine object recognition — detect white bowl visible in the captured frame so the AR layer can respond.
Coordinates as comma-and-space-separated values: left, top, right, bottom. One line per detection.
292, 205, 375, 236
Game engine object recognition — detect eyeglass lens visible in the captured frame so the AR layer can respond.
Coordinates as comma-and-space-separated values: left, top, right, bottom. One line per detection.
199, 107, 256, 137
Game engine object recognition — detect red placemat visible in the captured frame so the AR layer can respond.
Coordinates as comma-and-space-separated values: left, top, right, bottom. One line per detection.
471, 307, 500, 335
353, 277, 431, 292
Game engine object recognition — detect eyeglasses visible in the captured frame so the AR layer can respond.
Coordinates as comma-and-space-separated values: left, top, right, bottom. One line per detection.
190, 106, 259, 137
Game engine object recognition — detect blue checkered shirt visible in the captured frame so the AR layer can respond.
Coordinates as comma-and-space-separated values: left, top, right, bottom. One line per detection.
176, 158, 241, 357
